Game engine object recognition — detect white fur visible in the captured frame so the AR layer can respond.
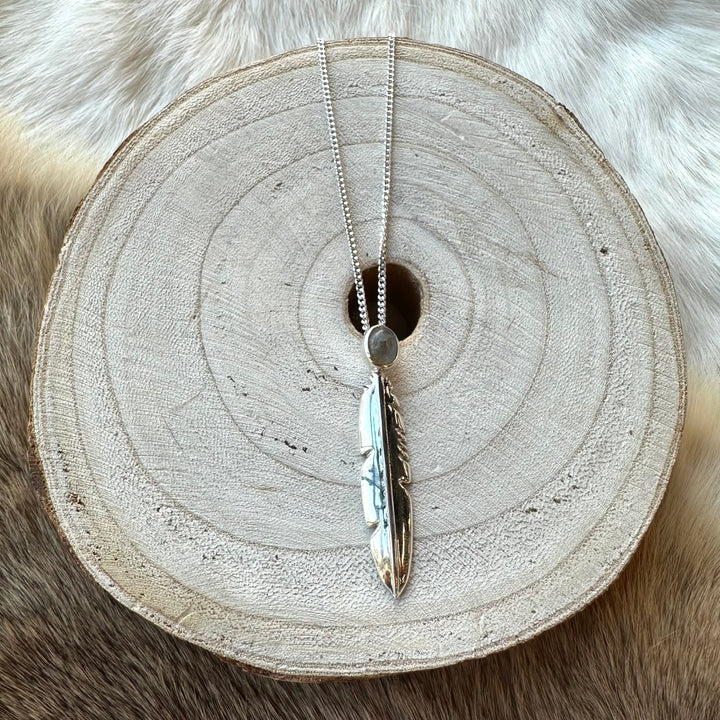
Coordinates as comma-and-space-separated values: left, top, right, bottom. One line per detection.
1, 0, 718, 369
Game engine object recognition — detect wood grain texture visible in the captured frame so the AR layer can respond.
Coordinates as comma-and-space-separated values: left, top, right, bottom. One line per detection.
31, 38, 685, 678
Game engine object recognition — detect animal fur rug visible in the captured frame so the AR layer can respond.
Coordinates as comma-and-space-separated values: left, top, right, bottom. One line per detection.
0, 1, 719, 717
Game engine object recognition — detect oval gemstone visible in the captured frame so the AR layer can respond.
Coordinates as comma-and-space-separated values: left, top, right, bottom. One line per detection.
364, 324, 399, 368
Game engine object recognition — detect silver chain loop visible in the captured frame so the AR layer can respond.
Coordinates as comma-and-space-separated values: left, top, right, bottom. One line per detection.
317, 35, 396, 334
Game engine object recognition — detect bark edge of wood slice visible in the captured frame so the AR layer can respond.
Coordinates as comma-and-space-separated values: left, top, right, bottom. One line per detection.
31, 37, 686, 679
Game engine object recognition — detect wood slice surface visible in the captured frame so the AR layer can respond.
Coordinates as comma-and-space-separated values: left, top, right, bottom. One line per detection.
31, 37, 685, 678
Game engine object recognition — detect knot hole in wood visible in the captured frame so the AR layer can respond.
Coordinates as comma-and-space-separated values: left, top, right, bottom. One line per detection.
347, 262, 423, 340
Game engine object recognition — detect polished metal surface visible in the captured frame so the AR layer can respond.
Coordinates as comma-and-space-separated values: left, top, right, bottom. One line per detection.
359, 370, 413, 597
319, 36, 413, 596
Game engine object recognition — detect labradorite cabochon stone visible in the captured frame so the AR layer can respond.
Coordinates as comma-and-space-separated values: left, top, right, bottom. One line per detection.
364, 324, 399, 367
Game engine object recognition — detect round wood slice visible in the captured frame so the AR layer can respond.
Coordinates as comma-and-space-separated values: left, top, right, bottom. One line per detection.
31, 37, 685, 679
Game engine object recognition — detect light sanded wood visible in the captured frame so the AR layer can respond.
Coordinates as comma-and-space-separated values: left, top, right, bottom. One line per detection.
31, 38, 685, 679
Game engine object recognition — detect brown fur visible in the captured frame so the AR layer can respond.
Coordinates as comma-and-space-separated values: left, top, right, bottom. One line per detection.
0, 114, 718, 718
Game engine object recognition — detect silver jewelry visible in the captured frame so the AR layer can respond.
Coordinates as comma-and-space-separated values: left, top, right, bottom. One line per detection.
317, 35, 413, 598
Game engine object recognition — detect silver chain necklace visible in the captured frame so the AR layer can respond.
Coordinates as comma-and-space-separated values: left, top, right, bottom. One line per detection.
317, 35, 413, 598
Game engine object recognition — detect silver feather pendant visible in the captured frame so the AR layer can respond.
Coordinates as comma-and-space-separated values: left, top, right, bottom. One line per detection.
359, 370, 413, 597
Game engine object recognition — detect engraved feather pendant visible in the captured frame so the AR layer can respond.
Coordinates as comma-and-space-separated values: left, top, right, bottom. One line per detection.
359, 370, 413, 597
